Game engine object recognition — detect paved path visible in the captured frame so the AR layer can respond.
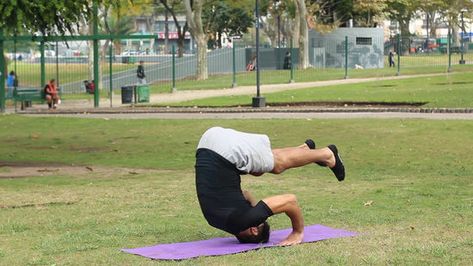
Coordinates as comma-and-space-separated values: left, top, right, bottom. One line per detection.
147, 73, 447, 104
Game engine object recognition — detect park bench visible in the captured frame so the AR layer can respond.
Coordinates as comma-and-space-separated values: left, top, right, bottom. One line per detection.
439, 46, 464, 54
13, 87, 45, 111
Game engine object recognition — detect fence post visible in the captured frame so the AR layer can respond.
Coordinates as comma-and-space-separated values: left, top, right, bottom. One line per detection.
0, 29, 5, 113
344, 36, 348, 79
396, 34, 400, 76
93, 0, 100, 107
448, 32, 452, 72
55, 41, 59, 87
232, 42, 237, 88
172, 45, 176, 93
290, 38, 294, 83
109, 40, 113, 107
14, 39, 17, 74
40, 40, 46, 88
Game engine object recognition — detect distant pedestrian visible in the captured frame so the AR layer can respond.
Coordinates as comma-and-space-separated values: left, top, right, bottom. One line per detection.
7, 71, 17, 87
6, 71, 17, 98
137, 60, 146, 84
283, 51, 292, 70
389, 51, 395, 67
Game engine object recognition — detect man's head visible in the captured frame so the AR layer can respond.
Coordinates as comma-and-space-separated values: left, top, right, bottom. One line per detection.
235, 221, 270, 244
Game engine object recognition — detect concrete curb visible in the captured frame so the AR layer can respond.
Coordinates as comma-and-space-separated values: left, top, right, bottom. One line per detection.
15, 106, 473, 115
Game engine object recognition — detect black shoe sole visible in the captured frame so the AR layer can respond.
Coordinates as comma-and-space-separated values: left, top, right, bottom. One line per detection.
327, 144, 345, 181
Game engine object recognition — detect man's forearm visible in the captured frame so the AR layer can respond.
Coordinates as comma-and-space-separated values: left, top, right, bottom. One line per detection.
285, 201, 304, 233
262, 194, 304, 232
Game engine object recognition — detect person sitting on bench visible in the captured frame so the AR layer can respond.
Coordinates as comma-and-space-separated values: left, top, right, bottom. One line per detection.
44, 79, 60, 110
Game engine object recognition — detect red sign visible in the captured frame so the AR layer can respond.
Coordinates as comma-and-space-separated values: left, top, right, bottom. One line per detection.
157, 32, 191, 39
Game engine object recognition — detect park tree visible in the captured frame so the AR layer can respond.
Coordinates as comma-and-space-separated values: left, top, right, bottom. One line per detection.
0, 0, 92, 35
184, 0, 208, 80
384, 0, 421, 54
158, 0, 189, 57
418, 0, 445, 38
352, 0, 387, 27
202, 1, 254, 49
295, 0, 309, 69
437, 0, 473, 45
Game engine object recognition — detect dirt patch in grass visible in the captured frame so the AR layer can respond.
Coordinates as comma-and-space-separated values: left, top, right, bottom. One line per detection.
0, 161, 164, 179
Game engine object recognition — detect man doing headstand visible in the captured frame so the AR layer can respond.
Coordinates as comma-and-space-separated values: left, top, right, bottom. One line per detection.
195, 127, 345, 246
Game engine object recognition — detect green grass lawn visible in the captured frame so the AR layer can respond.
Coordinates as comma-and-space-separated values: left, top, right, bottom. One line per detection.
9, 62, 134, 87
7, 55, 473, 96
169, 71, 473, 108
0, 116, 472, 265
148, 60, 473, 94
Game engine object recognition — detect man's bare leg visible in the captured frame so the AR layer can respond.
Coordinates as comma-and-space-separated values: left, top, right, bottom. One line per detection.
270, 142, 345, 181
271, 146, 335, 174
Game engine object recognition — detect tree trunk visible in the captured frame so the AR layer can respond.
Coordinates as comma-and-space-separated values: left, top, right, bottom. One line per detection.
88, 41, 94, 81
195, 35, 208, 80
177, 36, 185, 57
87, 23, 102, 89
185, 0, 208, 80
295, 0, 309, 69
452, 26, 460, 46
427, 12, 437, 38
292, 9, 300, 48
146, 17, 156, 53
399, 19, 411, 55
262, 17, 278, 47
164, 9, 169, 54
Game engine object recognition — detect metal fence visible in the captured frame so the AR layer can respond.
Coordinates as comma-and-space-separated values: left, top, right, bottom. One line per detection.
2, 33, 472, 109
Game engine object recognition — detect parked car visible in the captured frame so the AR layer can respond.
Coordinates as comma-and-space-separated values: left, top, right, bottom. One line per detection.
121, 50, 143, 56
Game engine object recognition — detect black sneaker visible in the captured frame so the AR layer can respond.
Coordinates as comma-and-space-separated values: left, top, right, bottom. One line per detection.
327, 145, 345, 181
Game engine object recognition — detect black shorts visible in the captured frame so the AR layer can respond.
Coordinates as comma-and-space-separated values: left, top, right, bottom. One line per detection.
195, 148, 273, 234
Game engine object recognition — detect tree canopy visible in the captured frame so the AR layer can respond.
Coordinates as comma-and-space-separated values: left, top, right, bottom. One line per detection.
0, 1, 92, 35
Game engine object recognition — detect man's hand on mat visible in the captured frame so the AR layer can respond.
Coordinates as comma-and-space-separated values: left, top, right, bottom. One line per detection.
278, 231, 304, 246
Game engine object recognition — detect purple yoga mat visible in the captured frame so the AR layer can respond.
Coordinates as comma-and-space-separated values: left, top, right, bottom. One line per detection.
122, 224, 357, 260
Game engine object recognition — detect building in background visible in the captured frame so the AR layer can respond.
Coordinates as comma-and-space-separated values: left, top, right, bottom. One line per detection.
125, 15, 193, 54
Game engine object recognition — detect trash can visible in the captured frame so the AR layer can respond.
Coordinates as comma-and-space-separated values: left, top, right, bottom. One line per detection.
122, 56, 129, 64
136, 84, 150, 103
121, 85, 134, 104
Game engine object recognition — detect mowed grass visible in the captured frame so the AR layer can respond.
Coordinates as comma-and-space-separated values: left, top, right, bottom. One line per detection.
149, 59, 473, 94
9, 62, 135, 87
7, 55, 473, 94
172, 72, 473, 108
0, 116, 472, 265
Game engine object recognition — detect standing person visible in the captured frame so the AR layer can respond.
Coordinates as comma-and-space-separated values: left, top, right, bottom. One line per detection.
389, 51, 395, 67
195, 127, 345, 245
44, 79, 60, 110
283, 51, 292, 70
6, 71, 16, 98
137, 60, 146, 84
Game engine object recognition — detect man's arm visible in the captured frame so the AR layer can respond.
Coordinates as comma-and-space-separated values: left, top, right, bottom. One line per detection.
262, 194, 304, 246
